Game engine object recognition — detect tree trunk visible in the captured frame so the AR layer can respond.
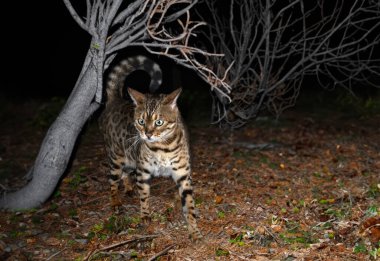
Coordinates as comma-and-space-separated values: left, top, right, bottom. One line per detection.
0, 48, 100, 210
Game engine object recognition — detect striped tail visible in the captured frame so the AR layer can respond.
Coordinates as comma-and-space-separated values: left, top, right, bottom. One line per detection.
105, 55, 162, 103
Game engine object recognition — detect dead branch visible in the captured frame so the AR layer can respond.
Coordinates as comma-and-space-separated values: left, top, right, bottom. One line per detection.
63, 0, 232, 104
46, 248, 67, 261
104, 0, 232, 98
197, 0, 380, 128
148, 244, 176, 261
85, 234, 158, 261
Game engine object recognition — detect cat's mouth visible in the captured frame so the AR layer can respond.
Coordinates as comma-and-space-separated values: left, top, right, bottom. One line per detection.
142, 134, 159, 142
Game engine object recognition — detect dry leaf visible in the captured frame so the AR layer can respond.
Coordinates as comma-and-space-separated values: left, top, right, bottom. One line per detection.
215, 195, 223, 204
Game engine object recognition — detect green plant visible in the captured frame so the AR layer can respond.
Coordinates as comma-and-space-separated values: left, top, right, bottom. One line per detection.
88, 222, 108, 240
322, 201, 353, 220
9, 230, 26, 238
292, 207, 300, 213
280, 220, 317, 246
217, 211, 225, 219
229, 234, 244, 246
53, 190, 61, 198
67, 166, 87, 189
365, 205, 379, 217
353, 240, 380, 259
369, 242, 380, 259
367, 184, 380, 198
194, 198, 203, 207
279, 231, 316, 245
69, 209, 78, 218
67, 239, 77, 247
353, 242, 367, 254
215, 248, 229, 256
319, 198, 335, 205
103, 215, 141, 234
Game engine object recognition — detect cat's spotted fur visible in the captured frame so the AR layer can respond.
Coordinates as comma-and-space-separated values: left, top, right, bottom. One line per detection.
99, 56, 202, 240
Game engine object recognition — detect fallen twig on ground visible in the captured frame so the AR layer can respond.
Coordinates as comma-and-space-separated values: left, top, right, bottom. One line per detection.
85, 234, 159, 261
148, 244, 176, 261
232, 142, 282, 150
46, 248, 67, 260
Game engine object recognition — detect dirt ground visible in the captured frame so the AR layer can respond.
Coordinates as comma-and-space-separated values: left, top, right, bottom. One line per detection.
0, 98, 379, 260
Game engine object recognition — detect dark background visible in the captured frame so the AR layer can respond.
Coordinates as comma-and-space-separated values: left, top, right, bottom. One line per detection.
3, 1, 91, 98
1, 1, 379, 115
2, 1, 206, 99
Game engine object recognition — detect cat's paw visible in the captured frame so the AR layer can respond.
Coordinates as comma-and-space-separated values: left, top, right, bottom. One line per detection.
111, 198, 123, 213
124, 188, 134, 197
189, 229, 203, 243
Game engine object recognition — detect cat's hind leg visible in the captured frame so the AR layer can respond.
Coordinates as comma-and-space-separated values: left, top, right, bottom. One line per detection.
107, 153, 125, 209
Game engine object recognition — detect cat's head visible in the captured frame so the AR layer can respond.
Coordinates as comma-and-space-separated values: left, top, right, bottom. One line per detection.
127, 88, 182, 143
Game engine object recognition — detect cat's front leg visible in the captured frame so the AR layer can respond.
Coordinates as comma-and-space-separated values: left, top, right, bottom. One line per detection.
173, 167, 202, 241
121, 166, 135, 195
136, 163, 152, 222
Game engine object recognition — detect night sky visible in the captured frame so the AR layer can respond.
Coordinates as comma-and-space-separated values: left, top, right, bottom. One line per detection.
2, 1, 379, 100
3, 1, 90, 98
2, 1, 207, 100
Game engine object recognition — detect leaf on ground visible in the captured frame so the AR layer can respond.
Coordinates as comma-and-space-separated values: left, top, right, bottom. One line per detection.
360, 216, 380, 243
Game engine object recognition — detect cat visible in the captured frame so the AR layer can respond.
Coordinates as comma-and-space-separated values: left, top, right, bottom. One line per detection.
99, 55, 202, 240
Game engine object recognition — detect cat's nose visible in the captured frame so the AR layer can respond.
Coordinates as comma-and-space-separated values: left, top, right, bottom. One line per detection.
146, 133, 152, 139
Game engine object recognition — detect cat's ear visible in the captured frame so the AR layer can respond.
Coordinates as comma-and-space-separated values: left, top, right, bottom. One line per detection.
128, 88, 145, 105
164, 88, 182, 109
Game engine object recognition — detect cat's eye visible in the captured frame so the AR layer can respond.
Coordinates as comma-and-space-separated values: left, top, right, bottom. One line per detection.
155, 119, 164, 126
137, 119, 145, 125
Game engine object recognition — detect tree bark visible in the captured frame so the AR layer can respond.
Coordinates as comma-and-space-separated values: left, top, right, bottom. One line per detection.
0, 48, 100, 209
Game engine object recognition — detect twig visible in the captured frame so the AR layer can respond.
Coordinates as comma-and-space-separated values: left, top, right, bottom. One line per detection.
83, 248, 97, 261
228, 250, 254, 260
148, 244, 176, 261
98, 235, 158, 252
83, 195, 107, 205
96, 250, 133, 258
263, 226, 282, 245
85, 234, 158, 261
46, 247, 67, 260
232, 142, 281, 150
202, 0, 380, 127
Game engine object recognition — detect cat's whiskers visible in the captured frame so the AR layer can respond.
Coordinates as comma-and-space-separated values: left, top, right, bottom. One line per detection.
130, 136, 141, 151
160, 135, 170, 145
122, 135, 140, 154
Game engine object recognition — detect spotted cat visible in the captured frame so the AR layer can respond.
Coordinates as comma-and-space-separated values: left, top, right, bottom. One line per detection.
99, 56, 202, 240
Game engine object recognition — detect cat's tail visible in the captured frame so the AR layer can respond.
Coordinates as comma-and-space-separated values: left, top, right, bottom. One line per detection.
105, 55, 162, 103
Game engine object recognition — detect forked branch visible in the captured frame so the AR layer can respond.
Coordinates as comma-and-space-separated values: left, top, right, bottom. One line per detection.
64, 0, 231, 103
198, 0, 380, 128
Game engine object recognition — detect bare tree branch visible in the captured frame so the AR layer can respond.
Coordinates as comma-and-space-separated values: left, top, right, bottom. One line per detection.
104, 0, 232, 98
63, 0, 89, 32
198, 0, 380, 128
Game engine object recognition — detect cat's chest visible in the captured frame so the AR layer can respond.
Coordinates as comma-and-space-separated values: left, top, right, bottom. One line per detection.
148, 153, 173, 177
153, 153, 172, 167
